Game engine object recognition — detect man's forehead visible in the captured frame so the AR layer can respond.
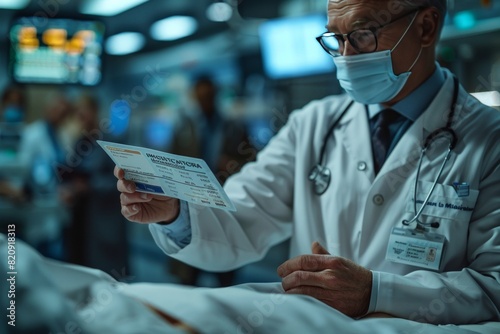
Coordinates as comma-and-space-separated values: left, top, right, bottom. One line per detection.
328, 0, 407, 15
327, 0, 406, 31
328, 0, 400, 7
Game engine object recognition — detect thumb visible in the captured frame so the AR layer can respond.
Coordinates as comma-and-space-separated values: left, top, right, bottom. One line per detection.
312, 241, 331, 255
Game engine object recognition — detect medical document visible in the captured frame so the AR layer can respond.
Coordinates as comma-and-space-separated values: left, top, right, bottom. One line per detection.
97, 140, 236, 211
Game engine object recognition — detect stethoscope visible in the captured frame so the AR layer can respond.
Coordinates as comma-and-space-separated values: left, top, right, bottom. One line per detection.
308, 100, 354, 195
309, 77, 460, 230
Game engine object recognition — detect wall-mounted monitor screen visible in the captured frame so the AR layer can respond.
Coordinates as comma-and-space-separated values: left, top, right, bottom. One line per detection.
9, 17, 105, 86
259, 14, 335, 80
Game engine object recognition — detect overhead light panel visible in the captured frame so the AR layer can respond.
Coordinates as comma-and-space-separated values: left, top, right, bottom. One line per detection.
206, 2, 233, 22
81, 0, 148, 17
150, 16, 198, 41
453, 11, 476, 30
105, 32, 145, 55
0, 0, 30, 9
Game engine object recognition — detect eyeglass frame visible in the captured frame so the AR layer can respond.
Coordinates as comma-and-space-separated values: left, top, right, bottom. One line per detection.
316, 8, 423, 57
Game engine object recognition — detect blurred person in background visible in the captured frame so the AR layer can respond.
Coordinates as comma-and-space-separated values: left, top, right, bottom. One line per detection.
0, 180, 25, 202
0, 85, 27, 202
169, 76, 254, 287
60, 94, 128, 273
1, 84, 26, 123
171, 76, 252, 175
17, 92, 73, 260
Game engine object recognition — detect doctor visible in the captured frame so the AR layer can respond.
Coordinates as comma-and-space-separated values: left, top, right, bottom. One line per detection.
116, 0, 500, 324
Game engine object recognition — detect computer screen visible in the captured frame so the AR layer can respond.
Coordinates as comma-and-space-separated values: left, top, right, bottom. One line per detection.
9, 17, 105, 86
259, 14, 335, 80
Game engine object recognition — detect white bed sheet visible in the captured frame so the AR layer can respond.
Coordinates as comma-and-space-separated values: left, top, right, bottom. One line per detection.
2, 235, 499, 334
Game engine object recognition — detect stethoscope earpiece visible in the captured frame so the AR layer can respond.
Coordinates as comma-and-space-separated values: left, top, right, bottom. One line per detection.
402, 219, 440, 230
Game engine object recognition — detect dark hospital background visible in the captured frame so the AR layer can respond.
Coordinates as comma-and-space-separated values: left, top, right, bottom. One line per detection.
0, 0, 499, 286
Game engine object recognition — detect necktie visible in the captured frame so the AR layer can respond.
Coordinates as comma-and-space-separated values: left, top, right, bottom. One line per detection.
371, 109, 400, 174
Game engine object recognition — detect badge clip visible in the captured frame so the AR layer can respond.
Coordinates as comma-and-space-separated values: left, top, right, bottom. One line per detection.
452, 182, 470, 197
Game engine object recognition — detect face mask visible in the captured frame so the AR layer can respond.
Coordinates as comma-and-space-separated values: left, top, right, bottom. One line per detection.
3, 105, 24, 123
333, 12, 421, 104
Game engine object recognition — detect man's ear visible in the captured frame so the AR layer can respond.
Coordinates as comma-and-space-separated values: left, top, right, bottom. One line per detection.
419, 8, 441, 48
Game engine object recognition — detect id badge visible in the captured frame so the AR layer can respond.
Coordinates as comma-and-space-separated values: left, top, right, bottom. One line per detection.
386, 227, 446, 271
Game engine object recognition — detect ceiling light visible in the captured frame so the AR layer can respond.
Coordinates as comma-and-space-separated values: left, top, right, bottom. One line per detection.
0, 0, 30, 10
105, 32, 145, 55
206, 2, 233, 22
81, 0, 148, 17
453, 11, 476, 30
150, 16, 198, 41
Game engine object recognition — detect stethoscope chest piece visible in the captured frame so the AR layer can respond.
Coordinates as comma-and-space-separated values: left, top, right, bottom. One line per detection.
309, 165, 331, 195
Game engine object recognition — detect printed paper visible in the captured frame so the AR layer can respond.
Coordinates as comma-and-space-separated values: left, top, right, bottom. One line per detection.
97, 140, 236, 211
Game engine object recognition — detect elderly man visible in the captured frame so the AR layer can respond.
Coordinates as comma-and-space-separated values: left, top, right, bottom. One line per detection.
114, 0, 500, 329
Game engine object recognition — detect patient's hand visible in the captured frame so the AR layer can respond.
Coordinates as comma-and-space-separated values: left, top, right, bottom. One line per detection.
277, 242, 372, 318
115, 166, 180, 224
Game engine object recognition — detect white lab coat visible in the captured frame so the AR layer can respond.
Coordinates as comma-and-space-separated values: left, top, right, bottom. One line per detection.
150, 69, 500, 325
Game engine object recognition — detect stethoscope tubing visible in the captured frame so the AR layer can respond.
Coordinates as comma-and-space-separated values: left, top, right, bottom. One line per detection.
407, 147, 453, 229
311, 76, 461, 221
405, 77, 460, 230
318, 100, 354, 166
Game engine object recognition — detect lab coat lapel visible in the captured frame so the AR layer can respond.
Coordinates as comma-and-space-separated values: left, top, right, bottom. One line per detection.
377, 72, 458, 179
340, 102, 376, 182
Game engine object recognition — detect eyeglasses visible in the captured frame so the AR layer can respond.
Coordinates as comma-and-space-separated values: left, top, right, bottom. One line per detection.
316, 9, 420, 57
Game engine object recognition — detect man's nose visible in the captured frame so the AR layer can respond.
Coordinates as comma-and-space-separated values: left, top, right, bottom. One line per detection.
342, 40, 358, 56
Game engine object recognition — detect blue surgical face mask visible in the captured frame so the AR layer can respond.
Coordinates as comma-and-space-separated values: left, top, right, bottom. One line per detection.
333, 12, 421, 104
3, 105, 24, 123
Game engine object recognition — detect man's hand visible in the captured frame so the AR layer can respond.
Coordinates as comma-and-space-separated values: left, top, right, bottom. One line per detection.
277, 242, 372, 318
115, 166, 180, 224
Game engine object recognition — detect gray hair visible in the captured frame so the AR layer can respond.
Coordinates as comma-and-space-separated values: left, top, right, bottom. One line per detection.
398, 0, 447, 28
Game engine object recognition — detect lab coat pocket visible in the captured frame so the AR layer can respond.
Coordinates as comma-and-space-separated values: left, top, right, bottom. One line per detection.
406, 180, 479, 223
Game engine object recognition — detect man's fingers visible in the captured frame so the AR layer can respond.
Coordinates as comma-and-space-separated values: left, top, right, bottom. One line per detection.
114, 166, 125, 179
117, 179, 136, 193
121, 204, 141, 221
277, 255, 337, 277
120, 192, 152, 206
115, 166, 136, 193
281, 270, 333, 291
312, 241, 330, 255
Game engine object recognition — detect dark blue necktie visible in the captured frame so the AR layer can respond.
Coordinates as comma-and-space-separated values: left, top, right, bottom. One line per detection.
371, 109, 400, 174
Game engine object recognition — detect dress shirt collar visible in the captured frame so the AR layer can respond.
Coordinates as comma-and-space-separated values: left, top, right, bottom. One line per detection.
368, 62, 446, 121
